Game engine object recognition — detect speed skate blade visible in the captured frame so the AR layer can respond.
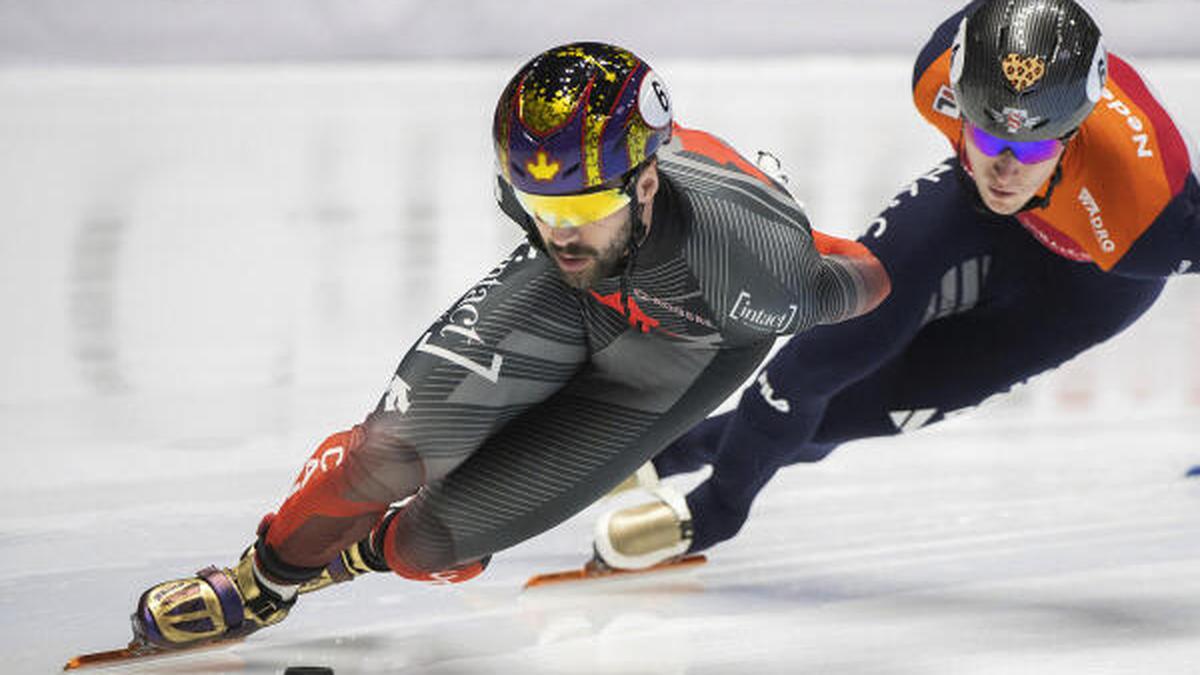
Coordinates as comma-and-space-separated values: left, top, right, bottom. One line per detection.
523, 554, 706, 590
64, 637, 244, 671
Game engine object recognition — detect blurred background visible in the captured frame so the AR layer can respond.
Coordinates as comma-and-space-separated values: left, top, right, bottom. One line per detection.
3, 0, 1197, 428
3, 0, 1199, 63
2, 2, 1199, 672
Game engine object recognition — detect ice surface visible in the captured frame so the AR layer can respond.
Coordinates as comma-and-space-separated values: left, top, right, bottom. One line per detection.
1, 57, 1199, 673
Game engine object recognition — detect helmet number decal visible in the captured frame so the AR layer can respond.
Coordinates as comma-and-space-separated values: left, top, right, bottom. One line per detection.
638, 70, 672, 129
652, 81, 670, 112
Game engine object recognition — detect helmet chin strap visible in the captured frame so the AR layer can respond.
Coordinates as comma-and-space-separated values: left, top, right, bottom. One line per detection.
521, 217, 544, 252
619, 178, 649, 318
494, 172, 549, 253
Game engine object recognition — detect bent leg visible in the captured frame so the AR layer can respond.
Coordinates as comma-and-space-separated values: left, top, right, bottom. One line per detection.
685, 251, 1166, 552
378, 337, 773, 575
262, 411, 447, 579
258, 245, 590, 581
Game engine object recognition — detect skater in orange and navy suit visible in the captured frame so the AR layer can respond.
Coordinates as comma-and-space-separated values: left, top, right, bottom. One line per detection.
591, 0, 1200, 570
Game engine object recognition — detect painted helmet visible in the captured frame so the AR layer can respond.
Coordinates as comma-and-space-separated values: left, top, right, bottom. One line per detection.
493, 42, 673, 225
951, 0, 1106, 141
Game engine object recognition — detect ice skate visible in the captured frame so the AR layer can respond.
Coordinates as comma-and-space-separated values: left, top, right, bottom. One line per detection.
130, 544, 294, 651
593, 483, 694, 570
524, 484, 705, 589
64, 544, 293, 669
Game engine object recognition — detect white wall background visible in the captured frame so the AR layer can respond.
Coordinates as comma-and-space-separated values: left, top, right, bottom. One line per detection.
0, 2, 1196, 488
1, 0, 1199, 64
2, 56, 1198, 428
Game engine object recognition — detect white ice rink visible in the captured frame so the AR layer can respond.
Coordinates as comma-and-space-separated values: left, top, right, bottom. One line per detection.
2, 55, 1200, 673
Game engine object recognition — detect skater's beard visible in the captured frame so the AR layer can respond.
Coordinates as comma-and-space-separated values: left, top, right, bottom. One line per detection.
546, 218, 632, 290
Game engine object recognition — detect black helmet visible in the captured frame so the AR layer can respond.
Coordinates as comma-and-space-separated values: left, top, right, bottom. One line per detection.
951, 0, 1106, 141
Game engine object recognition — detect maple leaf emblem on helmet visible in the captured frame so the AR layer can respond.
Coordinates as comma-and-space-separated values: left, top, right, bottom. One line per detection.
526, 150, 561, 181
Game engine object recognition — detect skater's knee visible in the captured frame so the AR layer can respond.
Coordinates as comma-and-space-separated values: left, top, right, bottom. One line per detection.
385, 549, 491, 585
377, 503, 489, 584
352, 416, 443, 501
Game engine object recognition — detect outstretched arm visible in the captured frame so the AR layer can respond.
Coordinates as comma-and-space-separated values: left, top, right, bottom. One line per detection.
809, 229, 892, 324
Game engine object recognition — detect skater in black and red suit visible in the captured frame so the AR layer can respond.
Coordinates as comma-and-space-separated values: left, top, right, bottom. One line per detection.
123, 42, 889, 652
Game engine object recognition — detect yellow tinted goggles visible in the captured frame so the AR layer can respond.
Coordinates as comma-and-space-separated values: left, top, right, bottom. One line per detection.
513, 187, 631, 229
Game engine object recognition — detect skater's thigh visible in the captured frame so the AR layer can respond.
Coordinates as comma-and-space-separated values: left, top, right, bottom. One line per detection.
886, 254, 1166, 418
814, 247, 1166, 440
385, 338, 773, 572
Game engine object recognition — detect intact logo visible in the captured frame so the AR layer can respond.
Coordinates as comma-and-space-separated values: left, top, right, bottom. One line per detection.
729, 291, 797, 333
933, 85, 960, 119
1077, 187, 1117, 253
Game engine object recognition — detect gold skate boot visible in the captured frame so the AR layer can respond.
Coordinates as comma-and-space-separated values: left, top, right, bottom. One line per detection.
131, 545, 293, 650
593, 484, 693, 570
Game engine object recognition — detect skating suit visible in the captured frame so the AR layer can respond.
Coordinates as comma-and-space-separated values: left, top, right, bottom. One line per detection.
657, 1, 1200, 553
260, 124, 888, 579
